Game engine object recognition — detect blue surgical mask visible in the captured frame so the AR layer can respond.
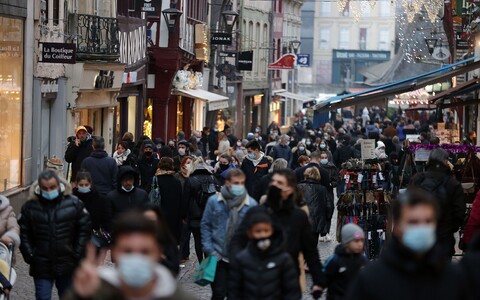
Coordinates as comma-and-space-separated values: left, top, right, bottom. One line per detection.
42, 189, 59, 200
118, 254, 154, 288
320, 144, 326, 149
306, 142, 311, 146
320, 159, 328, 165
299, 147, 305, 152
247, 153, 256, 160
402, 225, 436, 253
230, 184, 245, 197
77, 186, 91, 194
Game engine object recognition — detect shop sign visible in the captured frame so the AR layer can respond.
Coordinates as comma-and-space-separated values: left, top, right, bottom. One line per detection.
238, 51, 253, 71
209, 100, 229, 111
211, 32, 232, 45
360, 139, 375, 160
41, 79, 59, 93
0, 42, 21, 58
137, 0, 161, 12
40, 43, 76, 64
333, 50, 390, 61
456, 32, 469, 50
268, 54, 295, 70
296, 54, 311, 67
219, 51, 237, 58
94, 70, 115, 89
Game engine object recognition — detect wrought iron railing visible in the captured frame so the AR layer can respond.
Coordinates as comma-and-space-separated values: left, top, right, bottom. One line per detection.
68, 13, 120, 60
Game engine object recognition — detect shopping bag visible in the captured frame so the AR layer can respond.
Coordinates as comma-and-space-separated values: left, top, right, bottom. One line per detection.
148, 176, 161, 206
194, 256, 218, 286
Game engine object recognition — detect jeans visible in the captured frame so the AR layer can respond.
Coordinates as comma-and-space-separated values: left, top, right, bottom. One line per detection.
34, 275, 72, 300
179, 223, 191, 260
211, 261, 229, 300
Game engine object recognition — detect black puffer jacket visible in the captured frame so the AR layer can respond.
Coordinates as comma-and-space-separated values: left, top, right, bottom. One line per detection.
333, 142, 355, 169
19, 182, 91, 279
183, 167, 219, 228
137, 155, 160, 193
229, 225, 301, 300
298, 179, 330, 235
73, 188, 110, 232
64, 138, 93, 182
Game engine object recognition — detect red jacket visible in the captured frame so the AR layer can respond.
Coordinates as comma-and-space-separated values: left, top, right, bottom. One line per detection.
464, 191, 480, 244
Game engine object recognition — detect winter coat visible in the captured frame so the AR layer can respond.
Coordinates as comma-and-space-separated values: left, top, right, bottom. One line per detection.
229, 226, 301, 300
241, 154, 271, 197
64, 138, 93, 182
81, 150, 118, 196
19, 182, 91, 279
295, 162, 333, 197
323, 245, 367, 300
73, 188, 110, 232
183, 167, 219, 228
137, 155, 160, 193
252, 173, 273, 201
298, 180, 330, 235
63, 264, 195, 300
230, 199, 325, 287
0, 196, 20, 247
107, 167, 149, 224
270, 144, 292, 162
218, 139, 231, 155
201, 193, 257, 258
173, 155, 187, 173
333, 143, 355, 169
214, 164, 237, 186
156, 171, 183, 244
410, 163, 465, 256
112, 149, 137, 168
321, 162, 339, 188
291, 147, 310, 169
463, 191, 480, 245
345, 238, 468, 300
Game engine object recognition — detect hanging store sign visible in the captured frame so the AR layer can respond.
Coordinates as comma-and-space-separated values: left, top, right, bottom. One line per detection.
209, 100, 229, 111
237, 51, 253, 71
219, 51, 237, 58
296, 54, 311, 67
40, 43, 76, 64
268, 54, 295, 70
211, 32, 232, 45
360, 139, 376, 160
137, 0, 161, 12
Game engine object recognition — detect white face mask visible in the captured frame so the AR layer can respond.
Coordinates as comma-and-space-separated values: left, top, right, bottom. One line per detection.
121, 186, 134, 193
178, 148, 186, 156
184, 163, 192, 171
118, 254, 154, 288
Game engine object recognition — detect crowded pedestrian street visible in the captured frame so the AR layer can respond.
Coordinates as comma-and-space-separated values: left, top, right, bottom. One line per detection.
3, 0, 480, 299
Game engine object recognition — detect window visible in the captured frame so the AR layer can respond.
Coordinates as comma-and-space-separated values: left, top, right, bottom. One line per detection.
320, 1, 331, 16
379, 0, 391, 17
319, 28, 330, 49
378, 29, 389, 50
359, 28, 367, 50
339, 28, 349, 49
45, 0, 59, 25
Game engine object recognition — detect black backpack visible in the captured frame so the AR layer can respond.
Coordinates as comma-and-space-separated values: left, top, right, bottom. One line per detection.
412, 172, 449, 209
195, 175, 218, 209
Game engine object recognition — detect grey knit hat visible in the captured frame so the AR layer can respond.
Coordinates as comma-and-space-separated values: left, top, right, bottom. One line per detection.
341, 224, 365, 245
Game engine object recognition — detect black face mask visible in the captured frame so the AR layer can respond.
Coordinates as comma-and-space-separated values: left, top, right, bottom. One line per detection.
144, 151, 153, 157
266, 185, 283, 212
219, 164, 229, 172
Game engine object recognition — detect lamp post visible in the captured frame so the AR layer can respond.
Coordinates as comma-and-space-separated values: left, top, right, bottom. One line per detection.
221, 8, 239, 33
289, 39, 301, 117
162, 6, 183, 33
424, 38, 438, 55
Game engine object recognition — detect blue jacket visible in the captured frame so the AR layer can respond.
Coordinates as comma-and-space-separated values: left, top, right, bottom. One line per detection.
201, 193, 257, 259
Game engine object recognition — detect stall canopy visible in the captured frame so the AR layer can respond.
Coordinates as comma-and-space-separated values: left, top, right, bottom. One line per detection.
174, 89, 229, 111
315, 55, 480, 113
428, 77, 480, 105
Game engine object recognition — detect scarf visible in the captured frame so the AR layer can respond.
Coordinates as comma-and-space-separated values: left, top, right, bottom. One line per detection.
220, 185, 247, 253
113, 149, 131, 166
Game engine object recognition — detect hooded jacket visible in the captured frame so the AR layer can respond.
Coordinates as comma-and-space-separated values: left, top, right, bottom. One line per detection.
65, 137, 93, 182
229, 223, 301, 300
106, 166, 149, 225
345, 238, 468, 300
81, 149, 118, 195
63, 264, 195, 300
323, 245, 367, 300
241, 153, 271, 197
19, 181, 91, 279
298, 179, 330, 234
137, 154, 160, 193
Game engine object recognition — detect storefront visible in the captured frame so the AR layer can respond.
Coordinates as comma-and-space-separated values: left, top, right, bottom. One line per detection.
0, 16, 24, 192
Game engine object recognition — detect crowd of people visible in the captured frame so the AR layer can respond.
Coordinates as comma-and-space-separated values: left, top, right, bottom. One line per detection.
0, 107, 479, 300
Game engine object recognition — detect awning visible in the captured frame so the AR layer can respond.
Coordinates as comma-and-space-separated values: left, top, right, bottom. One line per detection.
276, 91, 315, 102
428, 78, 480, 104
174, 88, 229, 111
315, 55, 480, 113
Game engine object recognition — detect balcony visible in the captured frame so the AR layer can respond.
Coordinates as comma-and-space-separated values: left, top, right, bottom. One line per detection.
68, 13, 120, 61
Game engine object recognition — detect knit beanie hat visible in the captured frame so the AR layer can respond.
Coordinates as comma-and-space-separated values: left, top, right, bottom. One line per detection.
341, 224, 365, 245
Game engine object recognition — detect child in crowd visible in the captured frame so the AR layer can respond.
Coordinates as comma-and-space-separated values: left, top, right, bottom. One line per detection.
229, 212, 301, 300
323, 223, 368, 300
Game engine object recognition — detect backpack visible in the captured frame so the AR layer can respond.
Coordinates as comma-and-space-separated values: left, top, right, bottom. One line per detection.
412, 172, 449, 209
195, 175, 218, 209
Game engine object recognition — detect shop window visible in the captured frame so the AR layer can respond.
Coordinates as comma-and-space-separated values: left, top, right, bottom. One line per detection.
0, 17, 23, 191
176, 97, 184, 135
127, 96, 136, 139
143, 98, 153, 138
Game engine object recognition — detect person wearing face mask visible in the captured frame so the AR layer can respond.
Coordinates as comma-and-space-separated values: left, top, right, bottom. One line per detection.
346, 190, 468, 300
137, 142, 160, 193
73, 171, 110, 234
305, 138, 315, 152
319, 140, 334, 163
201, 169, 257, 300
234, 139, 248, 164
214, 153, 237, 186
291, 142, 311, 169
173, 140, 190, 172
230, 169, 325, 298
65, 125, 94, 184
241, 140, 271, 200
19, 170, 91, 300
65, 212, 195, 300
107, 166, 149, 225
81, 136, 118, 196
229, 212, 301, 300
